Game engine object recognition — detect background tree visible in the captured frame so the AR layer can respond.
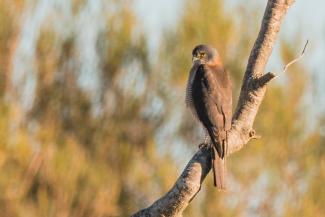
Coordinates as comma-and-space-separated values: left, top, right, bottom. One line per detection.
0, 0, 323, 217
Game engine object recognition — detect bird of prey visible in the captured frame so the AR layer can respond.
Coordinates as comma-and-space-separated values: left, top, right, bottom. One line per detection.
186, 44, 232, 189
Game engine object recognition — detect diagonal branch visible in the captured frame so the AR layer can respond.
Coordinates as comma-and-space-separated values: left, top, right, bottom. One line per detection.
132, 0, 296, 216
132, 146, 211, 217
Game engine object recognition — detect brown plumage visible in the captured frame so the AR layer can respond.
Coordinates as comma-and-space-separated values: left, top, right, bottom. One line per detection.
186, 44, 232, 189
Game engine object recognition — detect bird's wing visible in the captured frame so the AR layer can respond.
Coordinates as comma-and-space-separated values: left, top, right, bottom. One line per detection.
195, 64, 232, 189
202, 65, 232, 131
187, 65, 222, 155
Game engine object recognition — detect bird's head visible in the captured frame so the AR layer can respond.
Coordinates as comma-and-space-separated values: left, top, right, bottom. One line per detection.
192, 44, 221, 66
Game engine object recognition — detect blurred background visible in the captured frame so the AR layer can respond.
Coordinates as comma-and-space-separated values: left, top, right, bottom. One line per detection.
0, 0, 324, 216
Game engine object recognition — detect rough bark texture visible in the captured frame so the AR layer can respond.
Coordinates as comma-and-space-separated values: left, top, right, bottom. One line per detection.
133, 146, 211, 217
132, 0, 294, 216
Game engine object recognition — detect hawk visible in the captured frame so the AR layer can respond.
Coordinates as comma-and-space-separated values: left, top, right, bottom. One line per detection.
186, 44, 232, 189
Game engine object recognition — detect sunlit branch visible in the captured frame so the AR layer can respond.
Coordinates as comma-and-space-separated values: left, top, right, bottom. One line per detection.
132, 0, 297, 216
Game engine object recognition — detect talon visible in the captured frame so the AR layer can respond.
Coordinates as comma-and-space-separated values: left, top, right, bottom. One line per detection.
249, 129, 261, 139
198, 143, 208, 149
249, 130, 255, 137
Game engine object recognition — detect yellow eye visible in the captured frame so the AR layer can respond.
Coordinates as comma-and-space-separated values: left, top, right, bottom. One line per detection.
199, 53, 206, 58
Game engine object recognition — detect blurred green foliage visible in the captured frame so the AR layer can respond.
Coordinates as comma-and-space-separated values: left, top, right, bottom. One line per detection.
0, 0, 324, 217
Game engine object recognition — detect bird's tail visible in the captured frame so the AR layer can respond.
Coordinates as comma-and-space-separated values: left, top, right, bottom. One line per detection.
211, 145, 226, 190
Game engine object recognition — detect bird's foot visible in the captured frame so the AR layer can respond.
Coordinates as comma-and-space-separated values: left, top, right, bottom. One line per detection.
198, 142, 209, 149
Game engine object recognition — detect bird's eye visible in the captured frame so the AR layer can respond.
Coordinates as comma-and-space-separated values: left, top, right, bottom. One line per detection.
199, 53, 206, 58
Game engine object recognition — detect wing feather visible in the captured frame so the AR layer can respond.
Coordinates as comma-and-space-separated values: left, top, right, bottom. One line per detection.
202, 65, 232, 131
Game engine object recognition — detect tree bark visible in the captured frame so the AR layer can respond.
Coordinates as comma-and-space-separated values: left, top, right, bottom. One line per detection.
132, 0, 294, 216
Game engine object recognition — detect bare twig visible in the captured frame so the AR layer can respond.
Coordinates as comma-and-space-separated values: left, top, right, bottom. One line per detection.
283, 40, 309, 73
257, 40, 309, 87
256, 71, 277, 87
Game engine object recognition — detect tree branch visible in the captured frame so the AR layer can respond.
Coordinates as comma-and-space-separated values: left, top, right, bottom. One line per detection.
132, 0, 295, 216
132, 146, 211, 217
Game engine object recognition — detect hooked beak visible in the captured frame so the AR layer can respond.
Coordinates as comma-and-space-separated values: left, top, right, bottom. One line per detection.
192, 56, 200, 63
192, 56, 206, 65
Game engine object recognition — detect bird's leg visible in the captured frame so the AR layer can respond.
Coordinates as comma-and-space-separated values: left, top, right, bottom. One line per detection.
204, 133, 209, 144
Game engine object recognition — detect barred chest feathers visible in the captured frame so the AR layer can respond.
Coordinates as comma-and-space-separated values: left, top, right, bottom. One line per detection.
185, 64, 199, 120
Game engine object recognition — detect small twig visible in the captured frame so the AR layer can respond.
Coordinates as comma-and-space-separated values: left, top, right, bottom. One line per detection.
283, 40, 309, 73
256, 72, 277, 87
257, 40, 309, 87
